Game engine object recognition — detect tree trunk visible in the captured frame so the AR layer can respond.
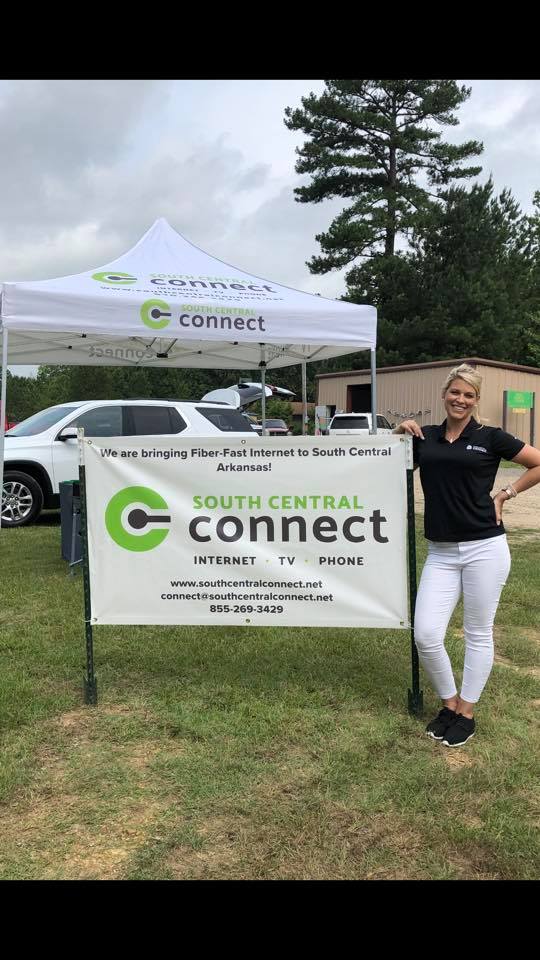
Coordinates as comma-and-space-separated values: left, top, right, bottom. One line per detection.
385, 95, 398, 257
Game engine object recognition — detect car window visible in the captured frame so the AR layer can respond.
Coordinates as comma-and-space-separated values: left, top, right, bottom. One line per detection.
7, 405, 79, 437
331, 416, 369, 430
377, 416, 391, 429
125, 406, 186, 436
196, 407, 253, 432
69, 406, 123, 437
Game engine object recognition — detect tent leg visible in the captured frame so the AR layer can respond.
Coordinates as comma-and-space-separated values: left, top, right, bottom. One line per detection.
79, 458, 98, 705
0, 327, 8, 532
301, 360, 307, 436
370, 348, 377, 436
260, 347, 267, 436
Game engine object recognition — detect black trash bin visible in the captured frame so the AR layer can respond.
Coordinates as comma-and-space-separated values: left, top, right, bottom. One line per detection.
59, 480, 82, 564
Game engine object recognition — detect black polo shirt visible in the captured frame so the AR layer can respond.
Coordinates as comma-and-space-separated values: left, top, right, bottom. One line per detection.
413, 418, 525, 542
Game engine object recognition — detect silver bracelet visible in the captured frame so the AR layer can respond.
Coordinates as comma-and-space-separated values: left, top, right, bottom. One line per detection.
501, 484, 518, 498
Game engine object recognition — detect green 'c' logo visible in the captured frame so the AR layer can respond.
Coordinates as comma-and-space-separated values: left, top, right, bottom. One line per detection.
140, 299, 172, 330
92, 272, 137, 285
105, 486, 171, 551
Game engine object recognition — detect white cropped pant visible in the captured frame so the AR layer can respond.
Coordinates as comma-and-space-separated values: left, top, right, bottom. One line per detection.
414, 535, 511, 703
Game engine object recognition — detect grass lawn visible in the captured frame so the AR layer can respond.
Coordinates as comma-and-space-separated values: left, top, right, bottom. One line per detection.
0, 514, 539, 880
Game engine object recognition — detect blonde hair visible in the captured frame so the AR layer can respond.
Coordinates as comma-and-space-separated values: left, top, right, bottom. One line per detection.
442, 363, 482, 420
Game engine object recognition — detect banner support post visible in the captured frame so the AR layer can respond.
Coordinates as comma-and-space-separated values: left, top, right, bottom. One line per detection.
78, 430, 97, 705
406, 466, 423, 716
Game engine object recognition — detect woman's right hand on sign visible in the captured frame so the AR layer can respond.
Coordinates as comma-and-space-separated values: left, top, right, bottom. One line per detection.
396, 419, 425, 439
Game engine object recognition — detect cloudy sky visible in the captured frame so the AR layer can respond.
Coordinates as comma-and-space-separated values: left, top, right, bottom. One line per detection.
2, 79, 540, 375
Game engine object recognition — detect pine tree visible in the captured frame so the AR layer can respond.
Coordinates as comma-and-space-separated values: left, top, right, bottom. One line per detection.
284, 80, 483, 285
518, 192, 540, 366
373, 180, 536, 365
4, 370, 39, 422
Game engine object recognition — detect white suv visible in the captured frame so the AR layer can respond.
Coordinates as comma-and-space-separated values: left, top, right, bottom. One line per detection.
327, 412, 393, 435
2, 399, 254, 527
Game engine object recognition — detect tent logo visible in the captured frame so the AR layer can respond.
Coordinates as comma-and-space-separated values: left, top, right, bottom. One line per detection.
92, 271, 137, 285
105, 486, 171, 552
140, 299, 172, 330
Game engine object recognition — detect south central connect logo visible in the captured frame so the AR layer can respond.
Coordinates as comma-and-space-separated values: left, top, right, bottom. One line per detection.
105, 486, 171, 552
140, 299, 172, 330
92, 271, 137, 285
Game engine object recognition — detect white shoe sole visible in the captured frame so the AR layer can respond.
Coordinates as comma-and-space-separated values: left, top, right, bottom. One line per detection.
442, 733, 475, 747
426, 731, 445, 740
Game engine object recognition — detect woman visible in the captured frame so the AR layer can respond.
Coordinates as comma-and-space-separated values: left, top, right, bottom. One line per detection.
395, 364, 540, 746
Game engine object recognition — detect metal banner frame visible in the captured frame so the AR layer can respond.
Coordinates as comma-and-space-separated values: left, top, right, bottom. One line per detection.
77, 431, 423, 715
78, 429, 97, 705
407, 469, 423, 715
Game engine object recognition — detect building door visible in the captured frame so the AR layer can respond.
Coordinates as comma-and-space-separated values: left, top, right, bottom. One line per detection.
347, 383, 372, 413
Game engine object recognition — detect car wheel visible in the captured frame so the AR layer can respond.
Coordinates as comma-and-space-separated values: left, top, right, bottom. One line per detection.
1, 471, 44, 527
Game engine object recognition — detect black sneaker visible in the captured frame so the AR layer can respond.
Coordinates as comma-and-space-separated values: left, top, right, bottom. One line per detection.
442, 714, 476, 747
425, 707, 457, 740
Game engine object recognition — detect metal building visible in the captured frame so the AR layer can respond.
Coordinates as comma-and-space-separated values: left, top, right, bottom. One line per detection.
316, 357, 539, 445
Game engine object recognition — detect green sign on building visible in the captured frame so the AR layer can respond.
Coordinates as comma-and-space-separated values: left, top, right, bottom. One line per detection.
507, 390, 534, 410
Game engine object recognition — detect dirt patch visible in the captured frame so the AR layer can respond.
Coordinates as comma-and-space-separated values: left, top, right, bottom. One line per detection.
167, 815, 249, 878
494, 653, 540, 679
460, 814, 484, 829
494, 625, 540, 646
165, 801, 428, 881
495, 653, 519, 669
441, 749, 475, 768
123, 742, 163, 772
4, 797, 164, 880
43, 800, 166, 880
56, 709, 96, 734
441, 850, 501, 880
414, 467, 540, 530
165, 799, 508, 880
0, 706, 173, 880
56, 704, 150, 731
507, 532, 540, 543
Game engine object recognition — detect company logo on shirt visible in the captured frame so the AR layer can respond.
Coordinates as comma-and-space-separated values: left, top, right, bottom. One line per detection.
466, 444, 487, 453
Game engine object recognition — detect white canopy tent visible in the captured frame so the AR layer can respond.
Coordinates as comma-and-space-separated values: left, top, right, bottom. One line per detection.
0, 218, 377, 515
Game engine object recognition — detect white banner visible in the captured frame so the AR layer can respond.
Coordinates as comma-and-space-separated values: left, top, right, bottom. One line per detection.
83, 435, 411, 628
